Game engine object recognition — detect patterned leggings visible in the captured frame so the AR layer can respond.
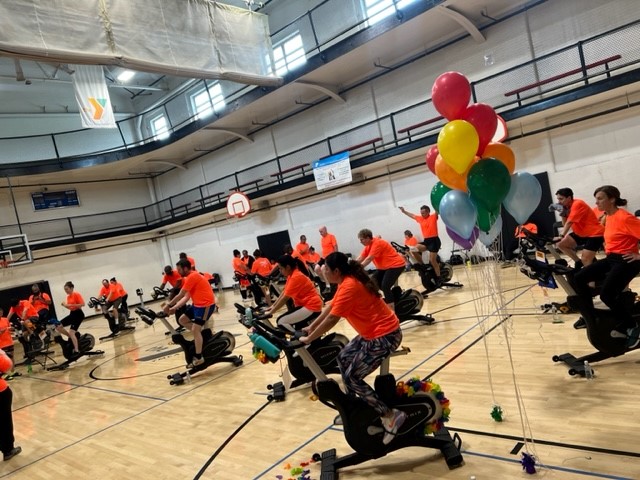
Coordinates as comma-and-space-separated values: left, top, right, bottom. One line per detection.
337, 328, 402, 415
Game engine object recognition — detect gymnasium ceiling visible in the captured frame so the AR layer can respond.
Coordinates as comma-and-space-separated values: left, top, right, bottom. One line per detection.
0, 0, 538, 186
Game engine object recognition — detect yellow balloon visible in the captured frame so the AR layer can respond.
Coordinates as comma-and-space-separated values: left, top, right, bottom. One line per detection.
437, 120, 479, 174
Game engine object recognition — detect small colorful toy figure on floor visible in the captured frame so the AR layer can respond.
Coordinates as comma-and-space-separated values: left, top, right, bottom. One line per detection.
521, 452, 537, 474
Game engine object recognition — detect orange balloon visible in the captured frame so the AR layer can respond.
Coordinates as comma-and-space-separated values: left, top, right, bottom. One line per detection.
435, 154, 469, 192
482, 142, 515, 174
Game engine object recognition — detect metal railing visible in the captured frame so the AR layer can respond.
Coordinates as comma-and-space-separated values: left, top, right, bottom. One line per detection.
2, 18, 640, 246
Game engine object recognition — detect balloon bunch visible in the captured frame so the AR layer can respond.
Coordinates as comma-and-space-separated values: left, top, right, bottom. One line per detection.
427, 72, 542, 247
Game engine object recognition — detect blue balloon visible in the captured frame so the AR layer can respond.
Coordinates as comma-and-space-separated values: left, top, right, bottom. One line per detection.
503, 172, 542, 224
479, 215, 503, 247
439, 190, 478, 239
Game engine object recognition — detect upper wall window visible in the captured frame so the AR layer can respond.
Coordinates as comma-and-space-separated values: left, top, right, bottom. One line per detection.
364, 0, 417, 25
192, 83, 226, 120
270, 33, 306, 76
151, 115, 170, 141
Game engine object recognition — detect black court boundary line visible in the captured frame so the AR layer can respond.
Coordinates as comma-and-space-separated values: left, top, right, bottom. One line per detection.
449, 426, 640, 459
194, 399, 273, 479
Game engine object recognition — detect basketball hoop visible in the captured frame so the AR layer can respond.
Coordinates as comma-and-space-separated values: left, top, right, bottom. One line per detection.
226, 191, 251, 218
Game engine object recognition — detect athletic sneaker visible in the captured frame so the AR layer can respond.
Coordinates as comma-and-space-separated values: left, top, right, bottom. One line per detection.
381, 409, 407, 445
627, 326, 640, 349
333, 414, 343, 426
188, 356, 205, 368
3, 446, 22, 461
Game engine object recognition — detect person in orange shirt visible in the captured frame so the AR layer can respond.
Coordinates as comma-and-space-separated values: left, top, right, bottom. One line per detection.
0, 308, 19, 379
315, 227, 339, 292
301, 252, 405, 445
241, 250, 255, 270
252, 249, 274, 307
0, 348, 22, 461
110, 277, 130, 320
295, 235, 311, 263
56, 281, 86, 355
505, 222, 538, 261
399, 205, 442, 280
29, 284, 53, 325
102, 279, 125, 337
356, 228, 407, 310
403, 230, 418, 249
307, 246, 321, 265
8, 298, 39, 359
264, 254, 323, 332
233, 249, 251, 302
179, 252, 196, 270
164, 259, 216, 367
160, 265, 183, 299
573, 185, 640, 347
554, 188, 605, 269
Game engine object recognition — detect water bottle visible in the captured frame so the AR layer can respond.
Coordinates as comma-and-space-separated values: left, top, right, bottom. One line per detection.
244, 307, 253, 326
551, 305, 563, 323
584, 360, 593, 380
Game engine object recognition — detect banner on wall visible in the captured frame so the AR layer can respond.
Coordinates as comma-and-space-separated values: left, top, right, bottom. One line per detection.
71, 65, 116, 129
312, 151, 352, 190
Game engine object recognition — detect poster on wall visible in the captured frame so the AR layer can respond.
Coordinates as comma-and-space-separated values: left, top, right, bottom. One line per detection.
312, 151, 352, 190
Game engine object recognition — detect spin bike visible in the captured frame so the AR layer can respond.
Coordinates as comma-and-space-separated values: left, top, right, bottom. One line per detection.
390, 241, 462, 295
136, 305, 242, 385
48, 328, 105, 371
246, 317, 464, 477
518, 229, 640, 377
88, 296, 136, 341
237, 303, 349, 390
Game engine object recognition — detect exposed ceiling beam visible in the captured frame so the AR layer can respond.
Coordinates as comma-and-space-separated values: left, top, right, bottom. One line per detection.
294, 80, 346, 103
0, 75, 166, 90
436, 5, 485, 43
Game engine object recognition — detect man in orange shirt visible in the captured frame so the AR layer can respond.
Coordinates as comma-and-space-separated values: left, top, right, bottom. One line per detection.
29, 284, 53, 325
315, 226, 339, 291
295, 235, 311, 263
8, 298, 40, 359
399, 205, 442, 281
252, 249, 274, 307
356, 228, 407, 310
164, 259, 216, 367
179, 252, 196, 270
554, 188, 605, 269
110, 278, 130, 320
233, 249, 251, 302
307, 246, 321, 265
159, 265, 183, 299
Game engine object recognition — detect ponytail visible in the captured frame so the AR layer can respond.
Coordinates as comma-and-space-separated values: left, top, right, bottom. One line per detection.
325, 252, 380, 297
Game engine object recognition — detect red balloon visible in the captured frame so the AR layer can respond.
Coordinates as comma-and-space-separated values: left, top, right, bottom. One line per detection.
425, 145, 438, 174
431, 72, 471, 121
461, 103, 498, 156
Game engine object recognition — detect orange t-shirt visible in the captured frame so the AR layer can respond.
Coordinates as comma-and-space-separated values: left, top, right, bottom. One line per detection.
567, 199, 605, 237
162, 270, 182, 288
295, 242, 311, 262
283, 269, 323, 312
66, 292, 84, 311
515, 222, 538, 238
307, 251, 321, 264
98, 285, 110, 298
185, 256, 196, 269
30, 292, 51, 312
252, 258, 273, 277
232, 256, 249, 274
320, 233, 338, 258
115, 282, 127, 297
0, 316, 13, 349
330, 276, 400, 340
10, 300, 38, 320
361, 238, 406, 270
0, 350, 13, 392
181, 270, 215, 307
603, 208, 640, 255
593, 206, 605, 221
404, 236, 418, 247
413, 213, 439, 238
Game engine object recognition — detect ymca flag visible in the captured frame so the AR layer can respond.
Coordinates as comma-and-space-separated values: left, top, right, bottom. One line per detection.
71, 65, 116, 129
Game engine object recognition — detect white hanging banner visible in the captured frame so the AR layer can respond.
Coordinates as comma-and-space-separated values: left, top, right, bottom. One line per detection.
71, 65, 116, 129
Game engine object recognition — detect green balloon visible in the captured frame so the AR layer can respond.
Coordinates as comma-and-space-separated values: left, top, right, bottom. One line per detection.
467, 158, 511, 212
430, 182, 452, 213
476, 204, 501, 233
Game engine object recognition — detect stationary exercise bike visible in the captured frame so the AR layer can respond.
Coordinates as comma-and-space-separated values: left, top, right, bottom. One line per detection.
237, 303, 348, 390
246, 317, 464, 477
87, 296, 136, 341
390, 241, 462, 295
48, 329, 105, 371
135, 305, 242, 385
518, 229, 640, 377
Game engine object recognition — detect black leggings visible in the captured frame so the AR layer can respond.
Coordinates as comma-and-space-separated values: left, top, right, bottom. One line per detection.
573, 254, 640, 330
0, 387, 15, 456
373, 266, 405, 304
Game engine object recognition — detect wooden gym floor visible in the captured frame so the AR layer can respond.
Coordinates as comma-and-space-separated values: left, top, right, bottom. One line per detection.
2, 263, 640, 479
